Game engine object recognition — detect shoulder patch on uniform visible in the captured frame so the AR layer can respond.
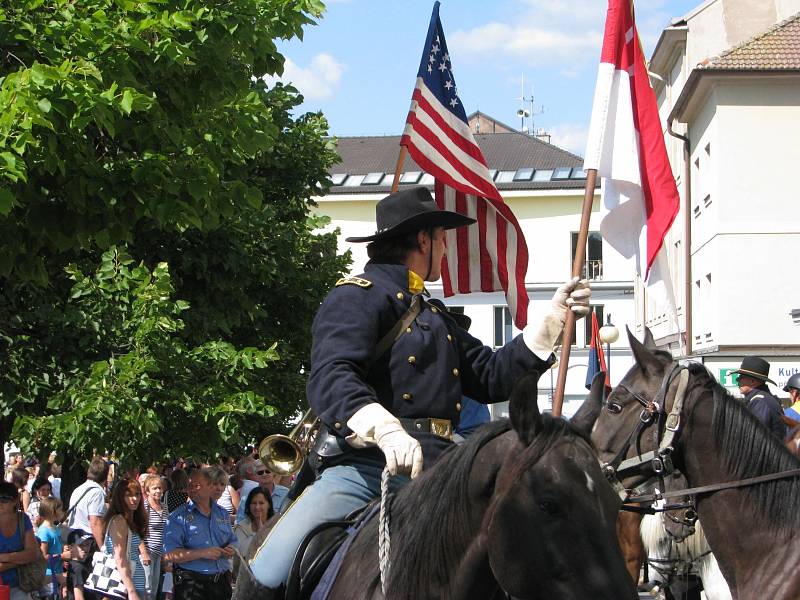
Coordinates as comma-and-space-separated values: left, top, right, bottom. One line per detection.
335, 276, 372, 288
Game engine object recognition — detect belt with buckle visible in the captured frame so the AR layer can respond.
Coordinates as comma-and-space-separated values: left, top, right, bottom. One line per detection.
400, 417, 453, 440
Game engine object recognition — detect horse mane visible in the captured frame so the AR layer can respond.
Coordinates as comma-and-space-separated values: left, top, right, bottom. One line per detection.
381, 415, 586, 599
685, 363, 800, 536
382, 419, 511, 599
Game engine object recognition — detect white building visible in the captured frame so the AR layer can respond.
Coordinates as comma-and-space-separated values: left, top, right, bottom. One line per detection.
313, 119, 637, 417
646, 0, 800, 396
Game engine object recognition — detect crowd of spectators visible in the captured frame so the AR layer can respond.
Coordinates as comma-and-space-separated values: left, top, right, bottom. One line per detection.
1, 448, 290, 600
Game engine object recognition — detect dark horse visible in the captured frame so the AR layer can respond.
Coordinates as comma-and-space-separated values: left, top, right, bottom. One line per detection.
591, 329, 800, 600
301, 371, 636, 600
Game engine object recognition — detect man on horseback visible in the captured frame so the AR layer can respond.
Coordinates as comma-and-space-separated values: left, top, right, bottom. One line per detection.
732, 356, 786, 439
234, 187, 591, 599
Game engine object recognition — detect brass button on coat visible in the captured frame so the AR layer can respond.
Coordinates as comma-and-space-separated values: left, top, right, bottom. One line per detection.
402, 393, 412, 401
431, 306, 439, 314
334, 422, 342, 429
452, 368, 459, 376
406, 327, 412, 334
447, 334, 453, 342
408, 356, 417, 364
456, 403, 462, 411
396, 292, 404, 300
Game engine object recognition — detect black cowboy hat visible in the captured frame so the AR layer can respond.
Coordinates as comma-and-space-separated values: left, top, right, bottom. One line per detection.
732, 356, 776, 385
345, 187, 475, 243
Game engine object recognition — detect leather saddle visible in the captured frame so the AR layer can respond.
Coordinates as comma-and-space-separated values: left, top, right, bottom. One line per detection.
284, 502, 376, 600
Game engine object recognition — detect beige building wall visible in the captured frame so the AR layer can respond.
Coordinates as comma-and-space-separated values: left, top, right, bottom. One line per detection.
646, 0, 800, 398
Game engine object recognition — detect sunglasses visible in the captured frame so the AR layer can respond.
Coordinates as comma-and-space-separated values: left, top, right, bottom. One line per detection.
255, 470, 270, 475
0, 495, 17, 503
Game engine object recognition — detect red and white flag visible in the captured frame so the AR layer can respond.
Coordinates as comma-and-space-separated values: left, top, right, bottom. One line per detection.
583, 0, 680, 285
400, 1, 529, 328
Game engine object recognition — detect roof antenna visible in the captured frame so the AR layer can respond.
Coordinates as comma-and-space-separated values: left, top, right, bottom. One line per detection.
515, 74, 544, 135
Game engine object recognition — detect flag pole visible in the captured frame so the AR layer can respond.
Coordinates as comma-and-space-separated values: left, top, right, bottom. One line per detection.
390, 147, 409, 193
551, 168, 598, 417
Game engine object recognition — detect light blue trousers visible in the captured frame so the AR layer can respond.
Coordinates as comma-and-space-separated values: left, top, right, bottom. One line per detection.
249, 457, 408, 588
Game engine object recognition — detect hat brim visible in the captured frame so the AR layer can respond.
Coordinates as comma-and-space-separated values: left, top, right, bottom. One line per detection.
345, 210, 475, 243
731, 368, 776, 385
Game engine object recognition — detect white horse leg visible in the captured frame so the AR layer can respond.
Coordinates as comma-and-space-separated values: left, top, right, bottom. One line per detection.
697, 551, 732, 600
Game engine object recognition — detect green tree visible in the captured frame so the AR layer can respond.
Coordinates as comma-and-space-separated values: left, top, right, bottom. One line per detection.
13, 247, 280, 467
0, 0, 350, 466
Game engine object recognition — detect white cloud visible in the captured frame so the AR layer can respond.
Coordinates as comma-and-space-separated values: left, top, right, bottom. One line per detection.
267, 53, 345, 102
548, 123, 590, 156
448, 1, 679, 68
450, 23, 602, 66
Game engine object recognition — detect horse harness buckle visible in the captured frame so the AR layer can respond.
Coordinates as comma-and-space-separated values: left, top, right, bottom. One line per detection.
651, 453, 673, 475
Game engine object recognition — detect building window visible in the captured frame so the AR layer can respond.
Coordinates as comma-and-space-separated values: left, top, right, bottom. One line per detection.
570, 231, 603, 280
570, 304, 603, 347
494, 306, 513, 347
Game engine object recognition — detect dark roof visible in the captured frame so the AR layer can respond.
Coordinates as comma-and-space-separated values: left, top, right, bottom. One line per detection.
700, 11, 800, 70
671, 11, 800, 121
328, 133, 590, 194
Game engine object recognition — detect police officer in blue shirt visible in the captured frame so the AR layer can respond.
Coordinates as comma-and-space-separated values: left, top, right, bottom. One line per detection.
234, 187, 590, 599
164, 468, 237, 600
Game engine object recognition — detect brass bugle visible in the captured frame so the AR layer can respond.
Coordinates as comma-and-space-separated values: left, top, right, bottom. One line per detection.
258, 408, 319, 476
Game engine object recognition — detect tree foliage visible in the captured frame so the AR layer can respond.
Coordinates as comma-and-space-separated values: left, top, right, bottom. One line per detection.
0, 0, 350, 466
14, 247, 279, 466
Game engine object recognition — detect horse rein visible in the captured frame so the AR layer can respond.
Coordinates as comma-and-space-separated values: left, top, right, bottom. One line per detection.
606, 362, 800, 518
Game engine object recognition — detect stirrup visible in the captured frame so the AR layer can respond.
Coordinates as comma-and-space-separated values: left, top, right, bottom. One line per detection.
233, 558, 285, 600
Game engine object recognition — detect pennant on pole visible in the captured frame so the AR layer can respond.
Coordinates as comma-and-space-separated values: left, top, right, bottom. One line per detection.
585, 310, 610, 390
400, 1, 530, 328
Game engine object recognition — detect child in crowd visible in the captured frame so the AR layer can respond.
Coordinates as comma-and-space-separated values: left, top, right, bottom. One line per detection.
36, 497, 67, 599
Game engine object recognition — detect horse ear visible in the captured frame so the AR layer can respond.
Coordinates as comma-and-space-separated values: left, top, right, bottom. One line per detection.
509, 372, 542, 445
628, 326, 661, 374
571, 371, 606, 436
642, 326, 657, 350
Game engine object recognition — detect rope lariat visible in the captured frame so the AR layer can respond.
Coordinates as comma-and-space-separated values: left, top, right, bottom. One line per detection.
378, 467, 392, 595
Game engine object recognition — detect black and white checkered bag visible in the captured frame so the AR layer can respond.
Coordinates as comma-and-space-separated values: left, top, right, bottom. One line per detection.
83, 550, 128, 599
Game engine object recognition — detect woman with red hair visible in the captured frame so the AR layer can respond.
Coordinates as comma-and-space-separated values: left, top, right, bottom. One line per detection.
103, 478, 148, 600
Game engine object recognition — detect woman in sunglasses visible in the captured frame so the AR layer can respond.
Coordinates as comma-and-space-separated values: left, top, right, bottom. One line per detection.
0, 480, 41, 600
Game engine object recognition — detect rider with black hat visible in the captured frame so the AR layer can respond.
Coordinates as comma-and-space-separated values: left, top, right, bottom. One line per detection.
732, 356, 786, 439
234, 186, 591, 599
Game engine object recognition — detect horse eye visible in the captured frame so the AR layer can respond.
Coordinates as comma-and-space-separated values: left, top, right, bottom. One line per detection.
538, 500, 559, 515
606, 402, 622, 414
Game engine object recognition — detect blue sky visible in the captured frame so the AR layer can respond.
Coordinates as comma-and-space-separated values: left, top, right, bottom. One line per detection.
273, 0, 701, 155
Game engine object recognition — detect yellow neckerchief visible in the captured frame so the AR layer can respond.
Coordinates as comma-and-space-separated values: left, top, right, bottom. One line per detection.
408, 269, 424, 295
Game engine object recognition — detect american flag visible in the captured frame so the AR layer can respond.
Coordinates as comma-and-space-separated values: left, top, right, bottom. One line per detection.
400, 1, 530, 329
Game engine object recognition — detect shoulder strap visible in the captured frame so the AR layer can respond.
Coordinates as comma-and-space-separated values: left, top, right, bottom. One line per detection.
60, 484, 95, 528
16, 511, 26, 551
367, 296, 423, 369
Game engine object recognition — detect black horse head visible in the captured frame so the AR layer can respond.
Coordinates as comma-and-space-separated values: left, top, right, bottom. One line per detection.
483, 370, 637, 600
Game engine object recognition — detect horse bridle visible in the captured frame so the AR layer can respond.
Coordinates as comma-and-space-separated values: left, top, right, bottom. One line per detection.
601, 363, 691, 502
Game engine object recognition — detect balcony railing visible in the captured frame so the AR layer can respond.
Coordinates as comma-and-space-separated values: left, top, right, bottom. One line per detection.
582, 259, 603, 280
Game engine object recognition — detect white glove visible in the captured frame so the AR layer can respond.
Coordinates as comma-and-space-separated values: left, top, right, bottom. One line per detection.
551, 276, 591, 321
523, 277, 591, 360
346, 403, 424, 478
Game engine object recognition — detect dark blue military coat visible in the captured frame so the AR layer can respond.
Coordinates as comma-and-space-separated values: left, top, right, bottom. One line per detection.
307, 260, 552, 462
745, 385, 786, 439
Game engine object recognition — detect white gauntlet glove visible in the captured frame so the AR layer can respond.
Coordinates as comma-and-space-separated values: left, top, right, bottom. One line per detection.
523, 277, 591, 359
346, 403, 424, 478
